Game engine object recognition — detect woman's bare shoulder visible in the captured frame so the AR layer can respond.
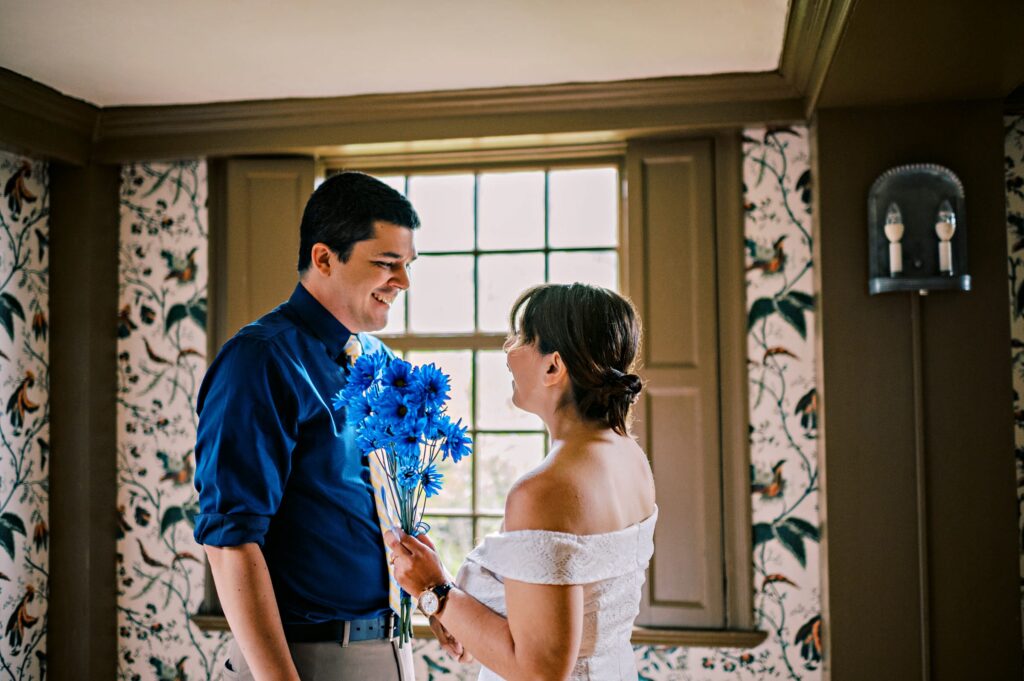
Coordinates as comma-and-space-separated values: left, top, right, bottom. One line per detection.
502, 464, 584, 534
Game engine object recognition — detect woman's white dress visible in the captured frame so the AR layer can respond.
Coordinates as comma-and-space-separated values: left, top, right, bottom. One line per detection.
454, 507, 658, 681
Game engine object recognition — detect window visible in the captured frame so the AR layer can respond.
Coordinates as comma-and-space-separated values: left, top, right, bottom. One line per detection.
363, 166, 621, 576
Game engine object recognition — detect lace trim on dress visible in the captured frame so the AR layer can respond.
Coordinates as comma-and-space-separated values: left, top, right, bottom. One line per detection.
469, 507, 658, 585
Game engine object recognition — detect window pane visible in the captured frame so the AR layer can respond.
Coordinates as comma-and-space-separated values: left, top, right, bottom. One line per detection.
476, 516, 503, 542
478, 171, 545, 250
427, 454, 471, 513
405, 350, 473, 430
374, 174, 406, 195
549, 167, 618, 248
548, 250, 619, 292
477, 253, 545, 333
476, 350, 544, 431
408, 255, 474, 333
476, 434, 546, 513
424, 515, 473, 574
408, 174, 474, 252
378, 290, 406, 335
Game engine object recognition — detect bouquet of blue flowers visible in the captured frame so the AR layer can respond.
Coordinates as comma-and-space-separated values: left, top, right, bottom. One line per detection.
335, 353, 472, 645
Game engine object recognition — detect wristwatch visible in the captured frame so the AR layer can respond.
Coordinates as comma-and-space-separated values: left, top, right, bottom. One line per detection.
417, 582, 454, 617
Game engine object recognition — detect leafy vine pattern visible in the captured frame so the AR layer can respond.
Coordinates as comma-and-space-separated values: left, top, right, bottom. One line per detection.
1004, 114, 1024, 650
0, 152, 49, 681
116, 162, 230, 681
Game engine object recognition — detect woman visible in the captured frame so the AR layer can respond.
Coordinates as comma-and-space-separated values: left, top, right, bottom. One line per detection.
386, 283, 657, 681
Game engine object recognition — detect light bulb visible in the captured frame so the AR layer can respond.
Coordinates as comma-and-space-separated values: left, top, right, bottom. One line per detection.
883, 202, 904, 276
935, 200, 955, 273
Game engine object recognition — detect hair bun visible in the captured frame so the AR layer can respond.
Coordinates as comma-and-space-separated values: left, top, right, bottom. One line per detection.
605, 369, 643, 404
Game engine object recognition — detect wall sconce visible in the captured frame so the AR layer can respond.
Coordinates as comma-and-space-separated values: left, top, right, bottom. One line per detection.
867, 163, 970, 295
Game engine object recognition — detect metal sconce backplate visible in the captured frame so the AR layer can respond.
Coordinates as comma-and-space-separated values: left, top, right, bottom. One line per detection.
867, 163, 970, 295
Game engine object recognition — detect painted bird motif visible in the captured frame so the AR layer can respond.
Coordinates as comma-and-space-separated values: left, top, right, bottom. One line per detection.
751, 460, 786, 499
795, 614, 823, 665
795, 388, 818, 431
157, 450, 194, 486
745, 235, 787, 275
161, 248, 198, 284
6, 371, 39, 429
149, 655, 188, 681
3, 161, 37, 218
4, 584, 38, 649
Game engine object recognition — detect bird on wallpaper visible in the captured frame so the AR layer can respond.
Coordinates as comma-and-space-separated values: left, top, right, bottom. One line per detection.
157, 450, 194, 486
148, 655, 188, 681
751, 460, 786, 500
143, 337, 172, 365
118, 305, 138, 339
745, 235, 787, 275
3, 161, 37, 218
4, 584, 38, 649
160, 247, 198, 284
795, 388, 818, 432
34, 228, 47, 263
6, 370, 39, 430
794, 614, 823, 665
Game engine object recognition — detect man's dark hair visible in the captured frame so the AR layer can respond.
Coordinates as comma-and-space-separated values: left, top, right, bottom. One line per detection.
297, 171, 420, 272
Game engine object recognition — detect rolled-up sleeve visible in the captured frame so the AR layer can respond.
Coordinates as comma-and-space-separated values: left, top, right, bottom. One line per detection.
193, 337, 298, 547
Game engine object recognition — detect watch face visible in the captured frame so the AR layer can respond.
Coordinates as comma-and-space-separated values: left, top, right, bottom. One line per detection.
419, 590, 439, 616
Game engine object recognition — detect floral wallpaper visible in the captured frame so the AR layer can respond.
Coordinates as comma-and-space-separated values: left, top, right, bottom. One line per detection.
115, 161, 229, 680
0, 151, 49, 681
1005, 114, 1024, 648
115, 129, 820, 680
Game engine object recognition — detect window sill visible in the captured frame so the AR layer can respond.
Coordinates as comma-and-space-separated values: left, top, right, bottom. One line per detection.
192, 614, 766, 649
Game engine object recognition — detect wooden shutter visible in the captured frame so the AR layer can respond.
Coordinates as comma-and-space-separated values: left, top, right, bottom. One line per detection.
627, 139, 726, 628
211, 157, 315, 350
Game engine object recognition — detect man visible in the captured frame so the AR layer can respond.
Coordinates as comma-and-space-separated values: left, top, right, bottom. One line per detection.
194, 172, 438, 680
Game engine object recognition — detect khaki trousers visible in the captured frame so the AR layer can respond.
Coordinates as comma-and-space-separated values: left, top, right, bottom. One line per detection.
224, 637, 415, 681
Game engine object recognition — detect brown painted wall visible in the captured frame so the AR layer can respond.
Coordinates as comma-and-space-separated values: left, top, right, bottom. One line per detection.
813, 102, 1020, 680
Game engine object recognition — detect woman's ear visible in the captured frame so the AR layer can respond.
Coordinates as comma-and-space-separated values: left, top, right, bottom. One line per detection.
543, 351, 569, 388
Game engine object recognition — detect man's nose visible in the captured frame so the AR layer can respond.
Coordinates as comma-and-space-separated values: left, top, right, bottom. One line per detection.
391, 266, 410, 290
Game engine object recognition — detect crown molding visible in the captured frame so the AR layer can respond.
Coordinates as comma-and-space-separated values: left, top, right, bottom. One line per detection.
778, 0, 859, 117
0, 67, 99, 165
90, 72, 803, 162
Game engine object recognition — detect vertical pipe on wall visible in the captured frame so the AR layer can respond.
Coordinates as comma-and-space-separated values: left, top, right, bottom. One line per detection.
909, 293, 931, 679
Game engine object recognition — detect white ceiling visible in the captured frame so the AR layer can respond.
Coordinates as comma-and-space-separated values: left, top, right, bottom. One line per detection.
0, 0, 790, 107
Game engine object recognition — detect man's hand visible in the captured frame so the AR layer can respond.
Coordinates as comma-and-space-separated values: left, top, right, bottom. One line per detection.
429, 616, 474, 664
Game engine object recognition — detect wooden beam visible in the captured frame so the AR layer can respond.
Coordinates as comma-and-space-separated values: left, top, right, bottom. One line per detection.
0, 67, 98, 165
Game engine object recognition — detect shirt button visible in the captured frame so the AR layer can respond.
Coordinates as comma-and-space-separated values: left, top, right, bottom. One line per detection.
360, 455, 369, 466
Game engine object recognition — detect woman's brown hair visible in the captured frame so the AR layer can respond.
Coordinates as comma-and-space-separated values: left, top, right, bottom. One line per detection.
508, 283, 643, 435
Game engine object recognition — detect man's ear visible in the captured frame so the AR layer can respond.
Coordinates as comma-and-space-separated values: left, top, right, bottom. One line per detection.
310, 243, 333, 277
543, 351, 569, 388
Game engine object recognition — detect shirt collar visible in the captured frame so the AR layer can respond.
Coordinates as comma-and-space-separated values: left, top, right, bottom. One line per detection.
287, 283, 352, 360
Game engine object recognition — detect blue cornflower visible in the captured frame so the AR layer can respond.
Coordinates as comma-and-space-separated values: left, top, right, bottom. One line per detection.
345, 392, 372, 427
396, 464, 420, 491
423, 411, 450, 441
381, 359, 416, 394
393, 426, 425, 463
420, 463, 444, 498
375, 390, 416, 427
414, 364, 451, 411
348, 353, 383, 392
440, 418, 472, 463
358, 413, 394, 451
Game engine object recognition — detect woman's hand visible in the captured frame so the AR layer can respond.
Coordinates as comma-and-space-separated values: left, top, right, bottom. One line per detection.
384, 529, 447, 597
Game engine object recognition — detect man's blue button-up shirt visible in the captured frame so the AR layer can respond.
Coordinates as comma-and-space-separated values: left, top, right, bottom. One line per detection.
194, 283, 390, 624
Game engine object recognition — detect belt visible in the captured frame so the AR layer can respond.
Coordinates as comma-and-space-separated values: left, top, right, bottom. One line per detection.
283, 613, 398, 644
